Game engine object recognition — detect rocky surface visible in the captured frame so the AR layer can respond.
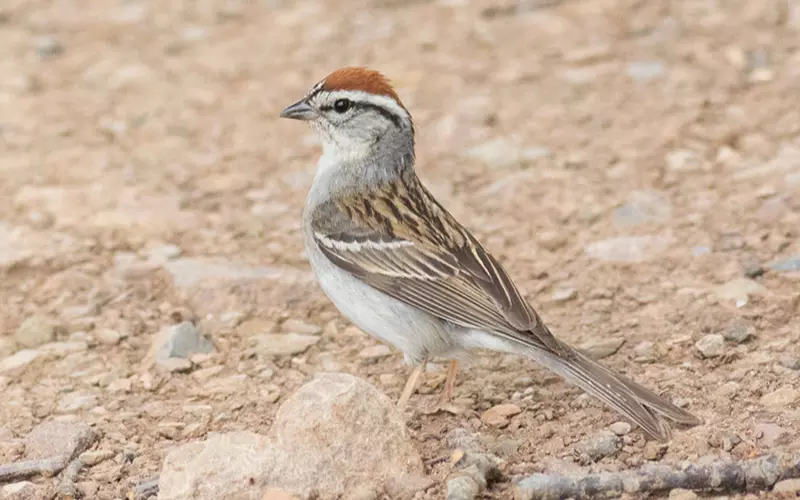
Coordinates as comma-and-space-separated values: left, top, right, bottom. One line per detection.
0, 0, 799, 498
158, 373, 423, 500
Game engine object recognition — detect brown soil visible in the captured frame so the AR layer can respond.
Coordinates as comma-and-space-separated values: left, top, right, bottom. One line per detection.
1, 0, 799, 498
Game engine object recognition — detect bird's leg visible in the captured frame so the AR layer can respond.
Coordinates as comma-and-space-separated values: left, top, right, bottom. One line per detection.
397, 360, 426, 408
437, 360, 459, 406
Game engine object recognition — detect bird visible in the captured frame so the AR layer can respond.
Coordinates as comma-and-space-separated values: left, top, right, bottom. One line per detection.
279, 67, 701, 441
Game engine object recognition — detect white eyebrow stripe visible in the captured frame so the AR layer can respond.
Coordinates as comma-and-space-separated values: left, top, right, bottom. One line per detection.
314, 90, 411, 124
315, 232, 414, 252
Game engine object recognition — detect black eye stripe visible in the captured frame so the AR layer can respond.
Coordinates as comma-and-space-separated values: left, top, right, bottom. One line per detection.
359, 102, 403, 128
318, 101, 403, 129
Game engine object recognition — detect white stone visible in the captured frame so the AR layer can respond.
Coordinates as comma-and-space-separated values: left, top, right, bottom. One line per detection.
0, 350, 41, 375
254, 334, 320, 356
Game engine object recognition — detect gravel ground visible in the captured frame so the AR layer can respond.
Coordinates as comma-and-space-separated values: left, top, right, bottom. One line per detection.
1, 0, 799, 498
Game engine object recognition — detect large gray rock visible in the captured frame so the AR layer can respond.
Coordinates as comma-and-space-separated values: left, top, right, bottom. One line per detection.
159, 373, 424, 500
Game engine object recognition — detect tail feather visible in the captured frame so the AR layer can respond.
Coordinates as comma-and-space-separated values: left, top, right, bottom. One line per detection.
522, 343, 701, 442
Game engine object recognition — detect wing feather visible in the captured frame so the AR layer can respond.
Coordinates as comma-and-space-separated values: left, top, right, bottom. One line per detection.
310, 175, 567, 355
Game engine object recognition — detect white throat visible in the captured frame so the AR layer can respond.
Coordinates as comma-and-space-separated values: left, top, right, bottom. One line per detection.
315, 138, 371, 179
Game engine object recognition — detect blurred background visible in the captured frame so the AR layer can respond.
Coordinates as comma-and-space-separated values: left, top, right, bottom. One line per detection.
1, 0, 799, 498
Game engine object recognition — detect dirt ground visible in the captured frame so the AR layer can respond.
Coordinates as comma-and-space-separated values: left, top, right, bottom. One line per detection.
1, 0, 800, 498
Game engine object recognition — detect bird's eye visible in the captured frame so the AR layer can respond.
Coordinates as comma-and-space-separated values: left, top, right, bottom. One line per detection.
333, 99, 351, 113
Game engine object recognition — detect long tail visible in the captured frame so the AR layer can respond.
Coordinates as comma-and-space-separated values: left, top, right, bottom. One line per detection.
521, 338, 702, 441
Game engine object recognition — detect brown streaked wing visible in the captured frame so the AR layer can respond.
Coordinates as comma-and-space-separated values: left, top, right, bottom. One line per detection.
392, 174, 543, 331
386, 175, 568, 353
311, 189, 560, 353
315, 234, 531, 338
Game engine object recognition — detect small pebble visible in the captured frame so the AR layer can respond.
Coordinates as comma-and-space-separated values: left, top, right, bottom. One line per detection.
754, 423, 788, 447
143, 243, 182, 263
665, 149, 703, 172
633, 341, 658, 362
771, 256, 800, 272
536, 230, 567, 251
713, 279, 767, 306
773, 478, 800, 494
513, 376, 534, 388
760, 386, 799, 408
585, 235, 675, 263
0, 350, 41, 375
720, 431, 741, 451
107, 378, 132, 393
779, 357, 800, 370
465, 138, 549, 169
357, 345, 393, 359
580, 338, 625, 359
2, 481, 37, 497
627, 61, 665, 82
158, 423, 183, 440
578, 431, 621, 461
280, 319, 321, 335
643, 442, 668, 461
343, 485, 378, 500
94, 328, 122, 346
79, 449, 115, 466
715, 381, 740, 398
608, 421, 631, 436
446, 476, 480, 500
695, 334, 725, 358
154, 321, 214, 362
551, 288, 577, 303
722, 322, 755, 344
612, 189, 672, 227
743, 266, 765, 278
668, 488, 698, 500
444, 428, 483, 452
254, 333, 320, 356
491, 438, 520, 458
480, 403, 521, 427
14, 316, 56, 348
40, 341, 88, 359
157, 358, 192, 373
36, 36, 63, 58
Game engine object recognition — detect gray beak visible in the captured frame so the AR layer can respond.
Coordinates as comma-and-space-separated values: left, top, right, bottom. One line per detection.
280, 99, 315, 120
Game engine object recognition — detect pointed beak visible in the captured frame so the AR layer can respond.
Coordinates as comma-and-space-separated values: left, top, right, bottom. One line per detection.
280, 99, 315, 121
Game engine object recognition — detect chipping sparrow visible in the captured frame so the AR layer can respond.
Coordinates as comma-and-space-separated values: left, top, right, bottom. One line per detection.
280, 67, 700, 441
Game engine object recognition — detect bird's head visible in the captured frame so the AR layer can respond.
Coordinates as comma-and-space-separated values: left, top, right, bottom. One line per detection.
280, 67, 414, 159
